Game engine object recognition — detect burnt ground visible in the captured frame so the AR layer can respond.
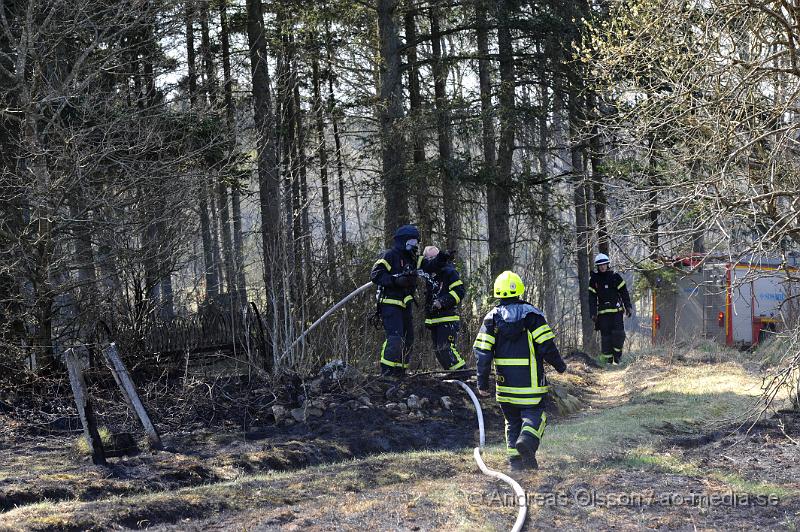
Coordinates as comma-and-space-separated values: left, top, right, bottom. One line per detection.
1, 350, 799, 530
669, 408, 800, 495
0, 374, 498, 509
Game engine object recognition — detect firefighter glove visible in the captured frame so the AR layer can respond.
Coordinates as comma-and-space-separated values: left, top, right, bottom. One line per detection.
394, 273, 417, 288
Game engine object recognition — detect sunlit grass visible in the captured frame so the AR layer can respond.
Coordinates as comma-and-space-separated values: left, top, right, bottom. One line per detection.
541, 361, 761, 464
3, 347, 795, 531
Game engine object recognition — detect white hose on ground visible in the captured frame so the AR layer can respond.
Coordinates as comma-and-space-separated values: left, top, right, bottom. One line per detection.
445, 380, 527, 532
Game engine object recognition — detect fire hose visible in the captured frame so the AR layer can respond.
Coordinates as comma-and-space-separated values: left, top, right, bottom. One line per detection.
286, 274, 421, 355
286, 281, 527, 530
446, 380, 528, 532
286, 281, 373, 355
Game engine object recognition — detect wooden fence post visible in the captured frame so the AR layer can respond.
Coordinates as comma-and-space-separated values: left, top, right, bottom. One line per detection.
64, 348, 107, 466
102, 343, 163, 450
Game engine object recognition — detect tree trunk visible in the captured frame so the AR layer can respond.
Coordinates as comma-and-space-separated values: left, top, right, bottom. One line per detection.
489, 0, 514, 277
649, 189, 659, 259
217, 182, 237, 297
570, 92, 596, 352
324, 21, 348, 246
477, 0, 496, 174
160, 272, 175, 320
537, 81, 557, 321
200, 1, 236, 298
141, 14, 172, 317
280, 79, 294, 261
208, 183, 225, 291
187, 0, 219, 301
648, 145, 659, 260
311, 51, 337, 288
430, 6, 459, 252
142, 213, 160, 306
587, 91, 609, 256
95, 207, 122, 297
70, 202, 97, 330
198, 193, 220, 299
294, 83, 313, 298
376, 0, 408, 243
277, 22, 299, 288
246, 0, 281, 370
477, 0, 503, 279
186, 0, 198, 107
0, 4, 23, 350
404, 7, 433, 244
199, 0, 217, 106
219, 0, 247, 302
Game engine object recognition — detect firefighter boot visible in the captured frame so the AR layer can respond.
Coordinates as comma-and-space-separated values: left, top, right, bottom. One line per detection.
508, 455, 537, 471
514, 432, 540, 469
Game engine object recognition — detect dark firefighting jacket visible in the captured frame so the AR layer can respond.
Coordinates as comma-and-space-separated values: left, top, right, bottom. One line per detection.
370, 245, 423, 309
588, 270, 632, 318
421, 262, 466, 326
474, 299, 566, 405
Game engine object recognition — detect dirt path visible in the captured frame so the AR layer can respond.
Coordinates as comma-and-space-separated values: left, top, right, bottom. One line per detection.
571, 360, 630, 410
516, 354, 800, 531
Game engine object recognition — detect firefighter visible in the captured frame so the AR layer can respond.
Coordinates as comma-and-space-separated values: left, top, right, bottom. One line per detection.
474, 271, 567, 471
420, 246, 466, 370
588, 253, 633, 365
370, 225, 422, 380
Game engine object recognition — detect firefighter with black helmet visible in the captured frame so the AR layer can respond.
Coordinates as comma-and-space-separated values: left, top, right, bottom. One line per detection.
370, 225, 423, 380
420, 246, 466, 370
588, 253, 633, 365
473, 271, 567, 471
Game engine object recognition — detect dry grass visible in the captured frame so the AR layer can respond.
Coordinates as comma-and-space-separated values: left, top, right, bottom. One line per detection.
2, 346, 798, 531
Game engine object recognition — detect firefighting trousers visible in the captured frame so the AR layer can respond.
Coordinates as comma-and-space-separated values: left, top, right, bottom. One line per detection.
500, 401, 547, 460
429, 321, 465, 370
379, 304, 414, 377
598, 311, 626, 363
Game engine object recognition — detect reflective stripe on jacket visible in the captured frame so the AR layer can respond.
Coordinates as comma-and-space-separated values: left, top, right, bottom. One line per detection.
474, 300, 565, 405
370, 247, 420, 306
588, 270, 632, 316
422, 264, 466, 325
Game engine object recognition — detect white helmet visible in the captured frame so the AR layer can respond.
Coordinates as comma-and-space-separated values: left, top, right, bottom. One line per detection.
594, 253, 610, 267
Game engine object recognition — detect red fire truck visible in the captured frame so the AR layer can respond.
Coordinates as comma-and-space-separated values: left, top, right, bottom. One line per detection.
650, 256, 799, 347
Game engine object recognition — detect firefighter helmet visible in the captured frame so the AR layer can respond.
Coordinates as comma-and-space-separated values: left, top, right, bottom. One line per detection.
393, 224, 420, 241
493, 271, 525, 298
594, 253, 610, 267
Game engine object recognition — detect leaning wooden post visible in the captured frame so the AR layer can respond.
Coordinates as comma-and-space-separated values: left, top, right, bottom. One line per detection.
102, 343, 163, 450
64, 348, 107, 466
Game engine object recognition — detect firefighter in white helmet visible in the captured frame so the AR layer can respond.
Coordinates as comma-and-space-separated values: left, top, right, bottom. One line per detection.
588, 253, 633, 365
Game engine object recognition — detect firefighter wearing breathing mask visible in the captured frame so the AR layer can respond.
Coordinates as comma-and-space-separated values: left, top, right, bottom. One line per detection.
370, 225, 423, 380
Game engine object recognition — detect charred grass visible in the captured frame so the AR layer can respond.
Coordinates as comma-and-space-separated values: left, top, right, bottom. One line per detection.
3, 346, 800, 530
